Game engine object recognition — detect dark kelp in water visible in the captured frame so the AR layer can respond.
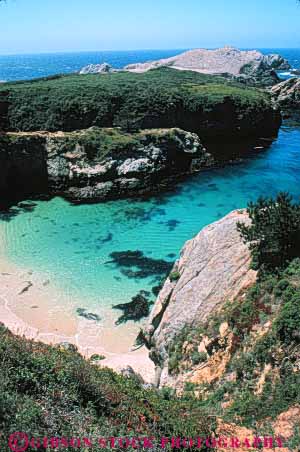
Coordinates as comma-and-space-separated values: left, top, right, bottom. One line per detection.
106, 250, 174, 279
113, 290, 152, 325
76, 308, 101, 322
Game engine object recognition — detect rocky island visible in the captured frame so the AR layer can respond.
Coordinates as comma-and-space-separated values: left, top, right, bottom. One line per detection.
79, 47, 290, 87
0, 67, 280, 204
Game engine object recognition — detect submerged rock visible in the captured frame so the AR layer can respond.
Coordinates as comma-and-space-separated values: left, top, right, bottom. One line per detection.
76, 308, 101, 322
106, 250, 174, 279
143, 210, 257, 384
113, 290, 152, 325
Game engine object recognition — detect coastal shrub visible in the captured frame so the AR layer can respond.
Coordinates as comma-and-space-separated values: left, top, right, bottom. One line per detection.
0, 325, 214, 452
273, 292, 300, 344
229, 352, 257, 381
223, 290, 262, 336
191, 351, 207, 365
273, 278, 291, 297
226, 372, 300, 428
169, 270, 180, 281
237, 192, 300, 274
1, 67, 271, 135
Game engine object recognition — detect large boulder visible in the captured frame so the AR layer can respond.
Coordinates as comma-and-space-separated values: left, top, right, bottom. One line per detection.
125, 47, 289, 86
271, 77, 300, 110
144, 210, 257, 382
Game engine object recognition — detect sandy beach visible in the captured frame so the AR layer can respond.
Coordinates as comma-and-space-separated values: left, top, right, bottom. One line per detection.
0, 254, 155, 383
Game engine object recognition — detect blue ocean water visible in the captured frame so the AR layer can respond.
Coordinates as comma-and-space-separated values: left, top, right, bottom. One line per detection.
0, 49, 300, 345
0, 48, 299, 82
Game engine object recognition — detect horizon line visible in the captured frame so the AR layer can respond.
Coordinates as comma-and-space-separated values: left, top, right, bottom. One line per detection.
1, 46, 300, 58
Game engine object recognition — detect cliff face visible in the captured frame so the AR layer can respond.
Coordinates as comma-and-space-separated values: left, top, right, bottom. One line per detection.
144, 210, 257, 386
0, 134, 49, 204
0, 128, 213, 204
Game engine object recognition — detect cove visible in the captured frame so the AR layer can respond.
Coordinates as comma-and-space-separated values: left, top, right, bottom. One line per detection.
0, 117, 300, 347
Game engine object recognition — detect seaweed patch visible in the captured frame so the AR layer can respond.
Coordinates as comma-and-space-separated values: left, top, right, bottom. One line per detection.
113, 290, 152, 325
76, 308, 101, 322
106, 250, 174, 279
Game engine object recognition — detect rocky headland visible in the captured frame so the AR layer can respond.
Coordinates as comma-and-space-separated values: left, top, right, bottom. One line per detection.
124, 47, 290, 86
0, 68, 281, 204
79, 47, 290, 87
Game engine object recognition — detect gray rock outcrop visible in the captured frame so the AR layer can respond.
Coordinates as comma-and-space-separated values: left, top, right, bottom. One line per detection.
79, 62, 116, 75
125, 47, 290, 86
263, 54, 290, 70
0, 128, 213, 204
271, 77, 300, 110
143, 210, 257, 383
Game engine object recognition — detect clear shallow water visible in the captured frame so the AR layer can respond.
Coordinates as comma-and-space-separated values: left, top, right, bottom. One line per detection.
0, 48, 299, 82
0, 48, 300, 335
1, 118, 300, 323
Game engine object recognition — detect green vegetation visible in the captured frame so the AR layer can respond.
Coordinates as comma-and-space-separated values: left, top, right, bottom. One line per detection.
167, 259, 300, 430
169, 270, 181, 282
237, 192, 300, 274
166, 194, 300, 438
0, 68, 271, 134
2, 127, 187, 164
0, 324, 214, 451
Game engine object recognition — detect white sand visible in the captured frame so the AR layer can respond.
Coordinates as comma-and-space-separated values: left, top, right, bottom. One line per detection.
0, 257, 155, 383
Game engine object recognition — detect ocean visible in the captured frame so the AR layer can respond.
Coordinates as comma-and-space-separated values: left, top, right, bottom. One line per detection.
0, 48, 300, 356
0, 48, 299, 82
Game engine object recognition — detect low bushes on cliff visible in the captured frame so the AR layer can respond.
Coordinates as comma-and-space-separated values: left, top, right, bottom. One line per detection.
0, 67, 277, 139
237, 192, 300, 274
0, 324, 213, 452
168, 259, 300, 435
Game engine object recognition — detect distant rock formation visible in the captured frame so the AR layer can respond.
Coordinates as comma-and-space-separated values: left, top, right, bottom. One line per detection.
271, 77, 300, 109
143, 210, 257, 386
263, 54, 290, 70
125, 47, 290, 86
79, 62, 116, 75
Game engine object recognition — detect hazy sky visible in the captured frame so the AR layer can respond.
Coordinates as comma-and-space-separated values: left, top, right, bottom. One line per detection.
1, 0, 300, 54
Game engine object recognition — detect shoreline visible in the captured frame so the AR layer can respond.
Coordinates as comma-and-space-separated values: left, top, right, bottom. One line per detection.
0, 256, 155, 383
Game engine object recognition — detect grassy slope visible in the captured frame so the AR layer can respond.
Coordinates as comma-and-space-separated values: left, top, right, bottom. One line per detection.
0, 68, 270, 133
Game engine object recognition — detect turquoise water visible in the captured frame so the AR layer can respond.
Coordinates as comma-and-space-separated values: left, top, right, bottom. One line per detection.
1, 118, 300, 321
